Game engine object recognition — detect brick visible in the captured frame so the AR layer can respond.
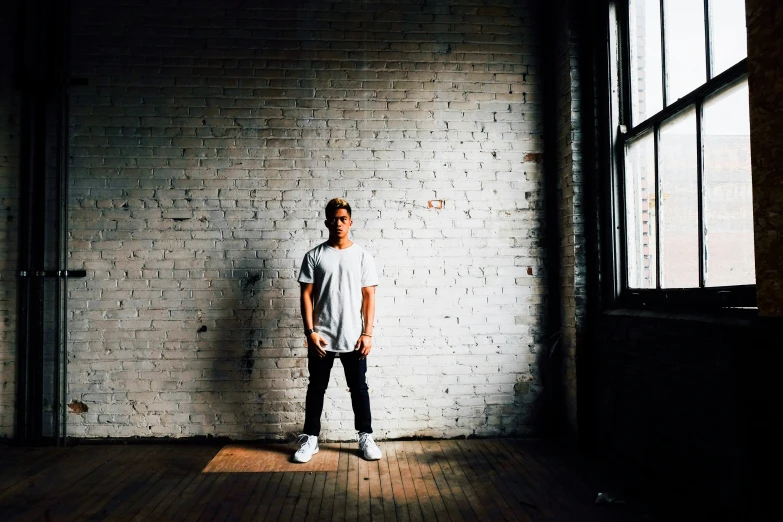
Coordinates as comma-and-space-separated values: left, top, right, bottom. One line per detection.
40, 0, 553, 441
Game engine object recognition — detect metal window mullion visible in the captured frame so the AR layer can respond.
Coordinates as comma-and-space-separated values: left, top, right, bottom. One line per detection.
659, 0, 668, 107
654, 124, 662, 289
624, 59, 746, 141
619, 0, 632, 128
609, 1, 626, 301
704, 0, 713, 79
696, 101, 706, 288
616, 0, 631, 294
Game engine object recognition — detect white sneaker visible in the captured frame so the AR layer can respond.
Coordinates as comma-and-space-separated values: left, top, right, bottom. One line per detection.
293, 434, 319, 463
359, 432, 382, 460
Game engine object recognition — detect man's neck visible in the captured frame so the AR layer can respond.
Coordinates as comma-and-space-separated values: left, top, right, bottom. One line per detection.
327, 237, 353, 249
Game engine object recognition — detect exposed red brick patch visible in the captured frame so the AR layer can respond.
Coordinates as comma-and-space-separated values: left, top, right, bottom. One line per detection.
527, 267, 533, 275
524, 153, 543, 163
68, 400, 89, 414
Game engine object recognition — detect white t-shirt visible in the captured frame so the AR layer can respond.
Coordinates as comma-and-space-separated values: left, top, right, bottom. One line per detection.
298, 242, 379, 353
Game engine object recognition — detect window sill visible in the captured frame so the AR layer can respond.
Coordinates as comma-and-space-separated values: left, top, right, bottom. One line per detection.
603, 306, 759, 327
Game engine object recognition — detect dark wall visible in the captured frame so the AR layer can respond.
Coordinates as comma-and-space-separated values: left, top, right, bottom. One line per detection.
577, 0, 783, 519
594, 311, 782, 516
0, 0, 21, 438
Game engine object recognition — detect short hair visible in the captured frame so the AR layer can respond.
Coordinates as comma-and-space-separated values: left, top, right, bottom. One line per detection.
325, 198, 351, 219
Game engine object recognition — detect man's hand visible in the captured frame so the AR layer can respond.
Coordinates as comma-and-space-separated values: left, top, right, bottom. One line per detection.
355, 334, 372, 359
308, 332, 328, 358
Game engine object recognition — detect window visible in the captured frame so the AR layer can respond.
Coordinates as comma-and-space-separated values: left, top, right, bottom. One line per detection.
617, 0, 754, 306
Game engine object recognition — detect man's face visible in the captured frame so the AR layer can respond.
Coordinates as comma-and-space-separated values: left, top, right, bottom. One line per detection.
325, 208, 352, 239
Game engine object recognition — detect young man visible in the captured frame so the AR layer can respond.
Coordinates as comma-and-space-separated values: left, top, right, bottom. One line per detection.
293, 198, 382, 463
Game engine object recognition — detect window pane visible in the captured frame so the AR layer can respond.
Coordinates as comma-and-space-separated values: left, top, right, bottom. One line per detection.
625, 131, 657, 289
703, 79, 755, 286
659, 107, 699, 288
663, 0, 706, 103
630, 0, 664, 125
709, 0, 747, 77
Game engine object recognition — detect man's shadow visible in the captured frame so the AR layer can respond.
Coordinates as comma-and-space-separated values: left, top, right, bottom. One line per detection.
200, 262, 308, 440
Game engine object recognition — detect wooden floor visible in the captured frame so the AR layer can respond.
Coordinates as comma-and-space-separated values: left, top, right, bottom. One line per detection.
0, 439, 658, 521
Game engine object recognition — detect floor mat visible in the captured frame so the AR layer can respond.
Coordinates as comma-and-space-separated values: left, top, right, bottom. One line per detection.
202, 443, 340, 472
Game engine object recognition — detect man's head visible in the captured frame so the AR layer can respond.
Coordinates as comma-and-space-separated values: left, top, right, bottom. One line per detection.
325, 198, 351, 220
324, 198, 352, 240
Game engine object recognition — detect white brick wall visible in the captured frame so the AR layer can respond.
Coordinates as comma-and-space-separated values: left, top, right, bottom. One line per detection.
65, 0, 548, 440
0, 2, 20, 438
554, 0, 585, 436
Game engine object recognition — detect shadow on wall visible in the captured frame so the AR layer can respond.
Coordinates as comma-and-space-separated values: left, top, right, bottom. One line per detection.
0, 169, 17, 439
198, 265, 306, 440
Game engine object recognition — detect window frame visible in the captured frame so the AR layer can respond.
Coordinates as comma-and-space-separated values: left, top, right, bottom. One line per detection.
612, 0, 755, 309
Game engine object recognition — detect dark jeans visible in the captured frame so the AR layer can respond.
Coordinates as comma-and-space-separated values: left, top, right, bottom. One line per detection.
303, 349, 372, 436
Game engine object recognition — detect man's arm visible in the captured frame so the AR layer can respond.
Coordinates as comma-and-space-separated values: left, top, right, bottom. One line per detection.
355, 285, 376, 359
300, 282, 327, 357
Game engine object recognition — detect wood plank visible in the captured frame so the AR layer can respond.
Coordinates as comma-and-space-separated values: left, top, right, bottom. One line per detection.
354, 444, 376, 521
197, 471, 253, 522
435, 440, 489, 522
302, 471, 327, 522
447, 439, 517, 522
468, 439, 541, 522
419, 441, 466, 522
140, 446, 221, 521
158, 462, 220, 520
4, 445, 127, 521
63, 445, 166, 521
263, 470, 296, 520
103, 446, 194, 520
250, 471, 286, 521
157, 471, 211, 521
124, 469, 195, 521
384, 440, 411, 522
215, 469, 267, 521
485, 439, 569, 522
0, 445, 122, 509
237, 472, 276, 522
439, 440, 486, 522
365, 450, 385, 522
0, 441, 662, 522
277, 468, 308, 521
403, 440, 437, 521
0, 447, 70, 494
501, 439, 601, 522
185, 470, 231, 520
395, 441, 426, 522
375, 442, 398, 522
521, 439, 625, 522
316, 456, 338, 522
47, 447, 145, 520
330, 443, 350, 521
289, 470, 317, 521
100, 466, 171, 521
357, 450, 372, 522
346, 441, 361, 521
410, 441, 451, 522
113, 445, 216, 521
